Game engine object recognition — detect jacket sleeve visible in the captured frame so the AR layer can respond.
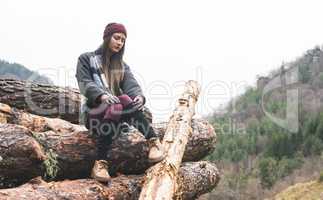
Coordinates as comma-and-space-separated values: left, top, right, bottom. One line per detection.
75, 53, 106, 107
121, 63, 146, 104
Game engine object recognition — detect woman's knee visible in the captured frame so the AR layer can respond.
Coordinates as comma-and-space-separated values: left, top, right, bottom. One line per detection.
103, 104, 123, 122
88, 103, 109, 120
117, 94, 133, 107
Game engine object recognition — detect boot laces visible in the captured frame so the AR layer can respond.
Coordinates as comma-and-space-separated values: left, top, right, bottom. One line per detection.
97, 161, 108, 170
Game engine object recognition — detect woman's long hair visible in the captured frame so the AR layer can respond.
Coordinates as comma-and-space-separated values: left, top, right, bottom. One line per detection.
101, 36, 125, 96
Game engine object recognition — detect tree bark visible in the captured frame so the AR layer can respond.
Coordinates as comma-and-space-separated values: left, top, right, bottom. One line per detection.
0, 78, 80, 124
0, 105, 216, 185
0, 78, 153, 124
139, 80, 201, 200
0, 161, 220, 200
0, 102, 216, 166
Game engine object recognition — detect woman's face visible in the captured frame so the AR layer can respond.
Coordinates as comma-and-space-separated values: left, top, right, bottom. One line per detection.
108, 32, 126, 53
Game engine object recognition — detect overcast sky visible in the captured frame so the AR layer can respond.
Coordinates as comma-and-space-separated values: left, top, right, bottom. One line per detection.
1, 0, 323, 121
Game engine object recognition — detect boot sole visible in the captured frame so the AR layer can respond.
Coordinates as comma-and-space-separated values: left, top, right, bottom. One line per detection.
92, 176, 111, 183
148, 156, 165, 163
91, 174, 111, 183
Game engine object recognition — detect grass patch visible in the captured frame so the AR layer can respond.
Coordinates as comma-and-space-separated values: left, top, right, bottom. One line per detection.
42, 149, 60, 180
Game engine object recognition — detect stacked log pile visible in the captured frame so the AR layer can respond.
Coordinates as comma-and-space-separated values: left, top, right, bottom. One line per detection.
0, 79, 220, 200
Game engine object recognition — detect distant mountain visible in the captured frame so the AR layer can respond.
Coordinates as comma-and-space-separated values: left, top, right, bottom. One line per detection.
0, 59, 53, 84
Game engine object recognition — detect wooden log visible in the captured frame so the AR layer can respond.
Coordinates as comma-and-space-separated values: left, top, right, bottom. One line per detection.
0, 124, 46, 179
0, 78, 153, 124
0, 110, 216, 186
139, 80, 200, 200
155, 119, 216, 162
0, 78, 80, 124
0, 161, 220, 200
0, 103, 85, 134
0, 123, 96, 186
1, 102, 216, 165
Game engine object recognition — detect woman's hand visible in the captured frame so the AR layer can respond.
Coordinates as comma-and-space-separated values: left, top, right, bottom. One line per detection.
132, 95, 145, 111
100, 94, 120, 105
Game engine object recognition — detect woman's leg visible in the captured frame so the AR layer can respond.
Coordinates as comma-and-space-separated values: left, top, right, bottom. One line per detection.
121, 106, 157, 139
87, 95, 157, 140
87, 110, 115, 182
86, 105, 119, 158
113, 94, 157, 139
96, 134, 112, 160
117, 94, 165, 163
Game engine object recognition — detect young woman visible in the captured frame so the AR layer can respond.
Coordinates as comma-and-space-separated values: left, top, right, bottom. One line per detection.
75, 23, 164, 182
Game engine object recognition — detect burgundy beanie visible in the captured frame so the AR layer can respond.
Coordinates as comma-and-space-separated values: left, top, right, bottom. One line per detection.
103, 23, 127, 40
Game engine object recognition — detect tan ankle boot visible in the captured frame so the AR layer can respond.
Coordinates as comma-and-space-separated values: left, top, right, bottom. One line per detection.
148, 137, 165, 163
91, 160, 111, 182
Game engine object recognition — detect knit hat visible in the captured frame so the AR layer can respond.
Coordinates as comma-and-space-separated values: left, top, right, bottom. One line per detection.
103, 23, 127, 40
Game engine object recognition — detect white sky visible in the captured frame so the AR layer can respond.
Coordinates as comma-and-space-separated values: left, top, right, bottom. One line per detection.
1, 0, 323, 122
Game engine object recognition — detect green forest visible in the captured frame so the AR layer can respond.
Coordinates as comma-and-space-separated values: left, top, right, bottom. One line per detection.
203, 46, 323, 199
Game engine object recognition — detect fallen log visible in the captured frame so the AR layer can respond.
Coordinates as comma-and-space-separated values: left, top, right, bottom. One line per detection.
0, 161, 220, 200
0, 78, 152, 124
0, 78, 80, 124
0, 103, 85, 133
140, 80, 200, 200
0, 123, 95, 186
0, 118, 216, 185
0, 124, 46, 179
0, 103, 216, 164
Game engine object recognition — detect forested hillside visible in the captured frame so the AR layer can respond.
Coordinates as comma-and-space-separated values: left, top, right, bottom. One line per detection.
0, 60, 53, 84
202, 46, 323, 200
